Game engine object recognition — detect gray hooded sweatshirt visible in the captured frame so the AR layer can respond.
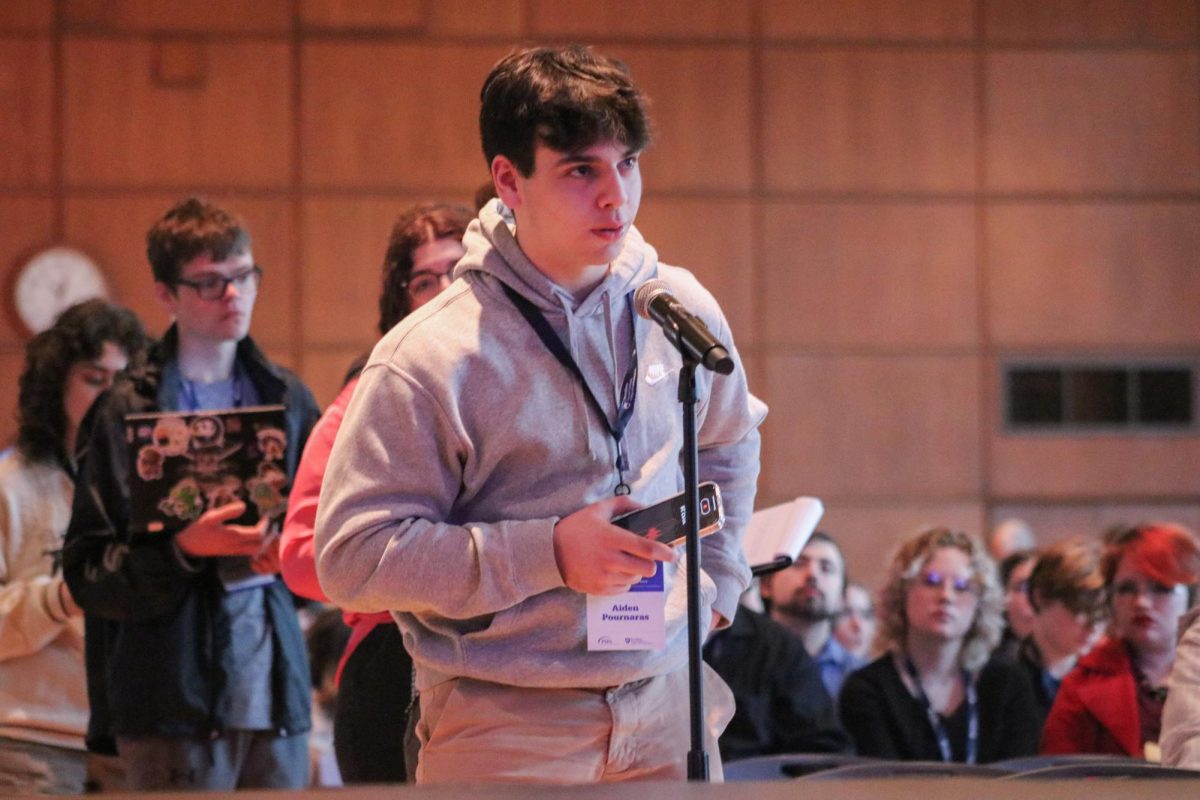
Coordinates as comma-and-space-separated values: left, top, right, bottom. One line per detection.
315, 200, 767, 691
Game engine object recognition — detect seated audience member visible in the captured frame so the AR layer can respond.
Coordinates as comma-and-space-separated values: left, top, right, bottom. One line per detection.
997, 550, 1037, 658
989, 517, 1036, 562
760, 532, 863, 699
835, 582, 876, 661
0, 300, 146, 794
1016, 538, 1105, 728
704, 606, 851, 760
1042, 523, 1200, 760
279, 202, 472, 784
1160, 606, 1200, 768
840, 527, 1040, 763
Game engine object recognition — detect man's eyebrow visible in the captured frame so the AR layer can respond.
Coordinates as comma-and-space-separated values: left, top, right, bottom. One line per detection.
553, 148, 642, 167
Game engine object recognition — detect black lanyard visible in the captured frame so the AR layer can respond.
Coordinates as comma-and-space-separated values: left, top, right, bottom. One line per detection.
502, 284, 638, 495
902, 655, 978, 764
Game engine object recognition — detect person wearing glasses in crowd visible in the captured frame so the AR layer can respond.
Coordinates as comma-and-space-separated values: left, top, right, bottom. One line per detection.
839, 527, 1040, 762
279, 202, 472, 784
1009, 538, 1105, 730
996, 550, 1038, 659
834, 581, 877, 661
1042, 523, 1199, 760
0, 300, 146, 794
62, 198, 320, 791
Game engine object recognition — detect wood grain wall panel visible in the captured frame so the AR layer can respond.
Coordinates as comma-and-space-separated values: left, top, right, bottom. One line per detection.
0, 350, 22, 448
302, 347, 366, 409
987, 52, 1200, 193
985, 0, 1198, 45
609, 47, 753, 192
530, 0, 751, 39
761, 0, 975, 42
301, 196, 438, 348
761, 354, 982, 501
991, 503, 1200, 544
0, 39, 54, 188
299, 0, 423, 31
0, 1, 53, 31
423, 0, 524, 37
634, 197, 754, 345
302, 43, 503, 190
761, 202, 977, 348
762, 49, 976, 193
990, 434, 1200, 497
818, 502, 987, 589
0, 197, 56, 345
63, 0, 290, 33
63, 39, 292, 188
62, 194, 295, 348
987, 203, 1200, 348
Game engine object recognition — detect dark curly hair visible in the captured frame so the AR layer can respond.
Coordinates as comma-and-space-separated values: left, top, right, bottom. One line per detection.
377, 203, 473, 335
16, 299, 148, 468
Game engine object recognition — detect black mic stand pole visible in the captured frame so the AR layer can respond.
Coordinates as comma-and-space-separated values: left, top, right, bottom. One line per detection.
677, 357, 708, 781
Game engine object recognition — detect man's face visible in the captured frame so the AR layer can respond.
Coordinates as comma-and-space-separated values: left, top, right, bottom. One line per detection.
494, 140, 642, 281
766, 539, 845, 621
155, 250, 257, 345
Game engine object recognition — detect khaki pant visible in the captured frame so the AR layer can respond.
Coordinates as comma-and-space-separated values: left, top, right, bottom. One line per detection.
415, 664, 734, 785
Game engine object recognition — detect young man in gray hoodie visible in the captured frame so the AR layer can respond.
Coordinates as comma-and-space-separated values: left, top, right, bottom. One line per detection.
314, 44, 766, 784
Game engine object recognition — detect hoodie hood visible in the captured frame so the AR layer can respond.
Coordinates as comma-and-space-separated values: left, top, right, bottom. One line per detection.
456, 199, 657, 314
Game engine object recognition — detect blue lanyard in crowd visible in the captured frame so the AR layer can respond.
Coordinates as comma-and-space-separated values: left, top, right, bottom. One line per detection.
501, 284, 639, 495
902, 655, 978, 764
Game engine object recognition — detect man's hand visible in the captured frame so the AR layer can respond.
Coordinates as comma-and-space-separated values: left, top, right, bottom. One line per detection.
553, 495, 677, 595
175, 502, 268, 558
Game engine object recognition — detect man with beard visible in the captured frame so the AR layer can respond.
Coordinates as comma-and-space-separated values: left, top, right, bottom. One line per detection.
760, 532, 864, 699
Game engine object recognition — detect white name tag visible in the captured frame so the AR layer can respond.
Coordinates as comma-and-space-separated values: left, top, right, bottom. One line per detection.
586, 563, 666, 651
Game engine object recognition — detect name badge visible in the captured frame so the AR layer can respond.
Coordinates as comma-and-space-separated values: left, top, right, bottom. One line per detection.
586, 563, 666, 651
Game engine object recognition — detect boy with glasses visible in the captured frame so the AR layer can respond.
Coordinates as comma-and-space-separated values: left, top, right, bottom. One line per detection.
315, 45, 765, 783
63, 197, 320, 791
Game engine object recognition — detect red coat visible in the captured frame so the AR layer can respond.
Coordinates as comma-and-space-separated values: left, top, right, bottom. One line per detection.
1040, 636, 1141, 757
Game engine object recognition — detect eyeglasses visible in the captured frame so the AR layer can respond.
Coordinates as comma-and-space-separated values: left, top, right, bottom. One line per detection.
1112, 580, 1183, 600
915, 570, 979, 596
174, 265, 263, 301
401, 269, 452, 300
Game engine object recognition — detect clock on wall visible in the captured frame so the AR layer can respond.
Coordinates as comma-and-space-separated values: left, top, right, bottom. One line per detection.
13, 246, 110, 335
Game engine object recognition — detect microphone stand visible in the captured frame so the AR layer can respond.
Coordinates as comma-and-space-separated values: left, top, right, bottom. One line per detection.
677, 357, 708, 781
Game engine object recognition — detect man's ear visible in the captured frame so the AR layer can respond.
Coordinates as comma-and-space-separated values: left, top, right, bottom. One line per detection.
153, 281, 177, 315
491, 155, 523, 210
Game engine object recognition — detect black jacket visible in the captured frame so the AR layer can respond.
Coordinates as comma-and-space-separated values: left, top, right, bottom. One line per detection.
63, 329, 320, 753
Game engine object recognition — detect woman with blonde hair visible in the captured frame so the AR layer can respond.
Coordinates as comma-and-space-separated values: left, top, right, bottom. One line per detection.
839, 527, 1039, 762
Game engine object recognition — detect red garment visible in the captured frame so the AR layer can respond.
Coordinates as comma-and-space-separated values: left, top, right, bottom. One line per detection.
280, 376, 391, 683
1040, 636, 1141, 757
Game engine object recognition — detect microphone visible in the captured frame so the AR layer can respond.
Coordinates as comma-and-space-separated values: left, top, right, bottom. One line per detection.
634, 280, 734, 374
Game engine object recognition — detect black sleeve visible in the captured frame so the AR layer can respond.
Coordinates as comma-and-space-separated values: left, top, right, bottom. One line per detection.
62, 397, 201, 622
772, 639, 854, 754
989, 657, 1041, 760
839, 662, 903, 759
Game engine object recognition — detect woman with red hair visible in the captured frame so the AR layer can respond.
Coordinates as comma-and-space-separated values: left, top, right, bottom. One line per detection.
1041, 523, 1200, 759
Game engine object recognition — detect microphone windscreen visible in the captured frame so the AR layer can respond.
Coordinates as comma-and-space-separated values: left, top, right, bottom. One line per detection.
633, 279, 670, 320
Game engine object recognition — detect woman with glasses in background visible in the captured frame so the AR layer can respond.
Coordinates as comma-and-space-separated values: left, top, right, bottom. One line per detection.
839, 527, 1039, 762
1042, 523, 1199, 760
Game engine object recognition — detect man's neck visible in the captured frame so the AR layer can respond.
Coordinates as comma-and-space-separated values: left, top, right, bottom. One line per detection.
176, 336, 238, 383
772, 609, 831, 657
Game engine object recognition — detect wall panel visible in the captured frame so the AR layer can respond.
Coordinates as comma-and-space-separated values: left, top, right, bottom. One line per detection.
761, 0, 974, 42
530, 0, 751, 40
762, 49, 977, 193
299, 0, 423, 31
0, 351, 22, 448
761, 202, 977, 348
64, 38, 293, 188
985, 0, 1198, 45
0, 1, 53, 31
987, 203, 1200, 348
63, 0, 290, 34
610, 46, 753, 192
635, 196, 754, 344
987, 52, 1200, 193
301, 43, 503, 190
0, 197, 56, 347
63, 194, 296, 349
0, 39, 54, 188
762, 354, 982, 502
302, 346, 366, 410
991, 503, 1200, 544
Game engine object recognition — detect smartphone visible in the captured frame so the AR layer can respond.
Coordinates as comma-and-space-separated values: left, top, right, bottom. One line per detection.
611, 482, 724, 547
